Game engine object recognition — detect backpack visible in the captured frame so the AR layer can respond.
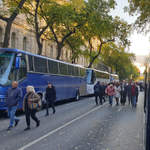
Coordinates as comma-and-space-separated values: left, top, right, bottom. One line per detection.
94, 85, 100, 94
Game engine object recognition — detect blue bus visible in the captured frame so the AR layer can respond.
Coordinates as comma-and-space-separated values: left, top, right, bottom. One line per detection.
0, 48, 87, 111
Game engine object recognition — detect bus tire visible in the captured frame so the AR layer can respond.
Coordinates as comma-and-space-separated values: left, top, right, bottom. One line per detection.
75, 90, 80, 101
37, 94, 43, 111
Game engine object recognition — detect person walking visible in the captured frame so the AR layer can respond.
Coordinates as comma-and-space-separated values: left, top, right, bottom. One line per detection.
114, 83, 121, 105
94, 81, 102, 105
23, 86, 40, 131
105, 84, 115, 106
101, 82, 106, 102
120, 82, 127, 105
45, 82, 57, 116
136, 82, 140, 103
131, 82, 138, 107
5, 81, 22, 130
126, 82, 132, 105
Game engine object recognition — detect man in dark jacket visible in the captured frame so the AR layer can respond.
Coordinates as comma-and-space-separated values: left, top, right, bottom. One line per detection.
5, 81, 22, 130
94, 81, 102, 105
126, 82, 132, 105
45, 82, 56, 116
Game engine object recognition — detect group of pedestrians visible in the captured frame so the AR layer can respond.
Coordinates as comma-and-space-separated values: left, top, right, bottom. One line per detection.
4, 81, 56, 131
94, 81, 140, 107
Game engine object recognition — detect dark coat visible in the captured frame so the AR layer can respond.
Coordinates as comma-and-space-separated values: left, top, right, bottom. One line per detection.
94, 83, 102, 96
126, 85, 132, 96
45, 86, 57, 101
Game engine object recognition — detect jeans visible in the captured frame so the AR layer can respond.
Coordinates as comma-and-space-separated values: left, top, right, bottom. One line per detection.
7, 106, 18, 127
109, 95, 113, 105
131, 96, 136, 106
46, 101, 55, 114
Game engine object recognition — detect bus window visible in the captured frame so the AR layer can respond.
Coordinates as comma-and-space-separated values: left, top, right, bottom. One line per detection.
18, 58, 27, 82
80, 68, 86, 77
48, 60, 59, 74
28, 55, 33, 72
34, 57, 48, 73
68, 65, 75, 76
74, 67, 79, 76
59, 63, 68, 75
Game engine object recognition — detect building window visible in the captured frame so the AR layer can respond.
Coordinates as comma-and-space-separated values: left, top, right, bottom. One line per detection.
11, 32, 16, 48
23, 37, 27, 51
0, 28, 2, 42
50, 45, 53, 58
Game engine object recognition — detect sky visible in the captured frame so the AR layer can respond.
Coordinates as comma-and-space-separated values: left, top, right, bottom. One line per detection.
111, 0, 150, 56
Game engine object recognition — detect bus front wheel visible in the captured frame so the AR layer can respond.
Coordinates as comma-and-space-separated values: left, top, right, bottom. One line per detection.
75, 90, 80, 101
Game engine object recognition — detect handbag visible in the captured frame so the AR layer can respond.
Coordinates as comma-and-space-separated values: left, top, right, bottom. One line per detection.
28, 100, 41, 109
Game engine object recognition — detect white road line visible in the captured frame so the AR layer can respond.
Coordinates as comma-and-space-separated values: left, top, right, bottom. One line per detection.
18, 102, 108, 150
118, 107, 122, 112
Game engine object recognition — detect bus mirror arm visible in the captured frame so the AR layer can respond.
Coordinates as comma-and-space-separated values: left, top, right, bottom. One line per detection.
15, 54, 22, 69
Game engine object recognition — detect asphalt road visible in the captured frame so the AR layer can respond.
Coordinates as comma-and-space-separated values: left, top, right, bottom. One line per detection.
0, 92, 144, 150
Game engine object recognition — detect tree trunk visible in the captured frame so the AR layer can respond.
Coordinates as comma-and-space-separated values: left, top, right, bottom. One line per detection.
37, 39, 43, 55
2, 21, 12, 47
56, 44, 62, 60
2, 0, 26, 48
36, 33, 43, 55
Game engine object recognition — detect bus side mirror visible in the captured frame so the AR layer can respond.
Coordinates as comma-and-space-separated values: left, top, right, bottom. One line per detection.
15, 54, 22, 69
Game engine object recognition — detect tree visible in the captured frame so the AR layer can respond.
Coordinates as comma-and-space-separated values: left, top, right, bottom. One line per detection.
125, 0, 150, 34
80, 0, 131, 68
65, 34, 84, 64
43, 0, 88, 60
100, 42, 138, 81
21, 0, 53, 55
0, 0, 26, 48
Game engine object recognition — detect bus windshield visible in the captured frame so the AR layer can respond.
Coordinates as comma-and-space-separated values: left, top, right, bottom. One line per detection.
86, 70, 92, 84
0, 51, 15, 86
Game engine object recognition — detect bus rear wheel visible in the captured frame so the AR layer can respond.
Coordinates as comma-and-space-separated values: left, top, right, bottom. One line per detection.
75, 90, 80, 101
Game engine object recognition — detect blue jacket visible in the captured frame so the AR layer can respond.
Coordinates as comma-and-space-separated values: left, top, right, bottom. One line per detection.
5, 87, 22, 108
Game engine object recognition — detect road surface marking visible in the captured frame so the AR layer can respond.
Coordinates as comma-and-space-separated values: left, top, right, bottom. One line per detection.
118, 107, 122, 112
18, 102, 108, 150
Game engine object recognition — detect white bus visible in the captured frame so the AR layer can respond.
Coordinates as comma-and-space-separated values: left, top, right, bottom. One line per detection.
86, 68, 110, 94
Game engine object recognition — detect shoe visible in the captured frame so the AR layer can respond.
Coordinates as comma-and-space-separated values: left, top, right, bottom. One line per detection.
45, 114, 49, 116
37, 120, 40, 127
52, 110, 55, 114
15, 119, 20, 127
7, 126, 13, 131
24, 127, 30, 131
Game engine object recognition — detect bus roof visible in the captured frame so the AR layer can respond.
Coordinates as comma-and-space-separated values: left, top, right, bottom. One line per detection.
0, 48, 85, 69
110, 73, 119, 77
86, 68, 110, 74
